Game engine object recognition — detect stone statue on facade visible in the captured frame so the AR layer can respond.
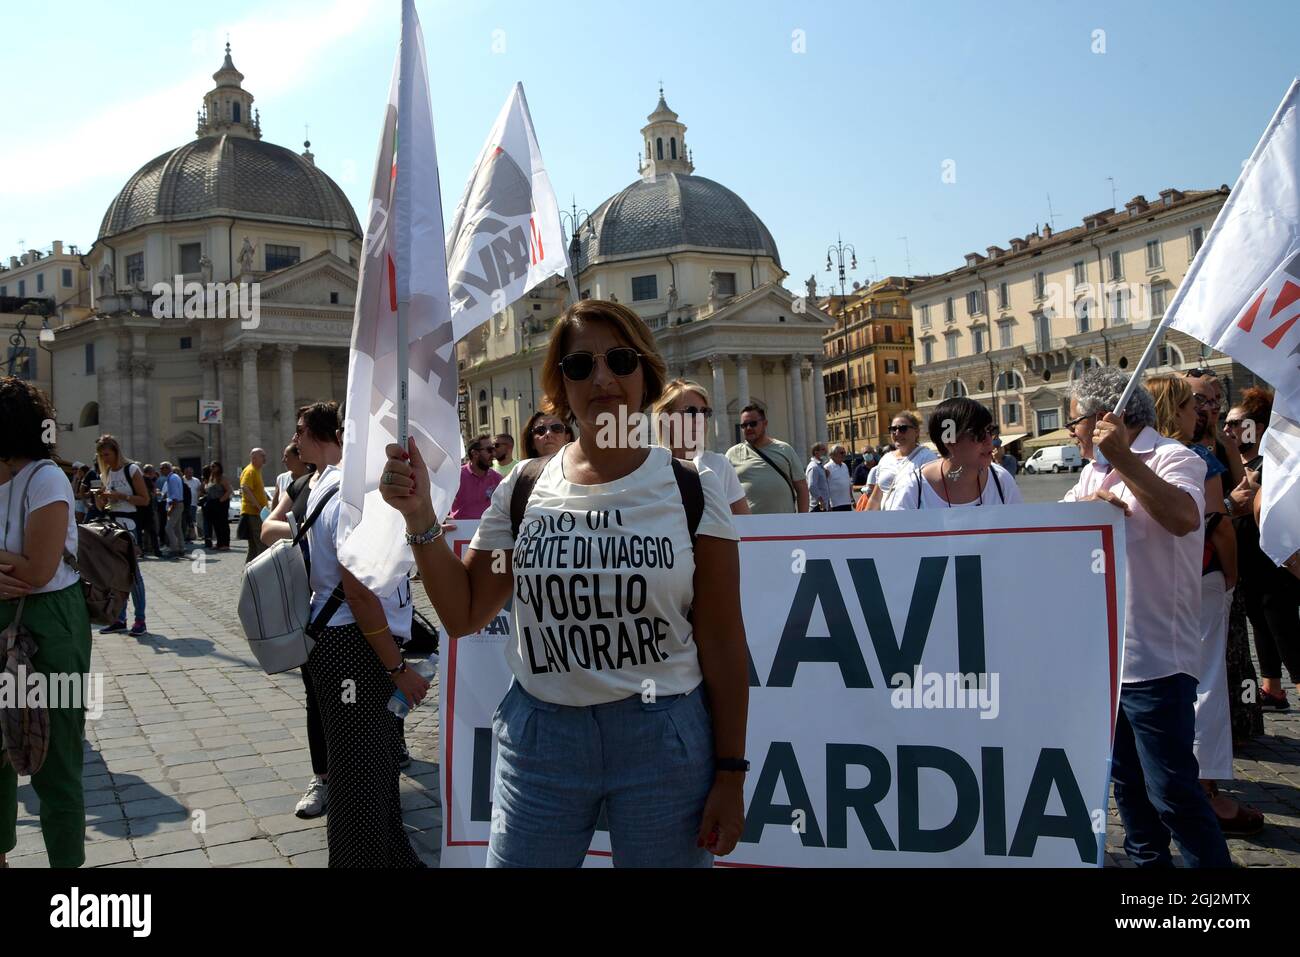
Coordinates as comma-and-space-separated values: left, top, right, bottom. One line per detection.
707, 270, 721, 305
805, 273, 817, 301
98, 261, 115, 296
238, 238, 257, 276
666, 282, 678, 313
199, 255, 213, 284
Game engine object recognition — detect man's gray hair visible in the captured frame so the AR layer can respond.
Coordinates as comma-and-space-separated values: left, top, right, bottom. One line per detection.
1070, 366, 1156, 430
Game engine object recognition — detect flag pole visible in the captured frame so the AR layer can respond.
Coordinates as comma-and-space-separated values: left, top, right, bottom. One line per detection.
395, 0, 415, 447
1112, 77, 1300, 417
565, 267, 580, 304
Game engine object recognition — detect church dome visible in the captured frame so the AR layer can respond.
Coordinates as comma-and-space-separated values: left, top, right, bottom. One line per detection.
98, 135, 361, 239
577, 171, 781, 268
574, 91, 781, 269
97, 43, 360, 241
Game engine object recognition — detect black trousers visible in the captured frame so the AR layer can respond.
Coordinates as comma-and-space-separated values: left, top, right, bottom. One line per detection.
1245, 569, 1300, 683
301, 667, 328, 777
203, 500, 230, 548
304, 623, 419, 868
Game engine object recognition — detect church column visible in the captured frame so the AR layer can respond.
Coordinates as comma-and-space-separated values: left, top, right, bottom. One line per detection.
241, 345, 262, 457
785, 357, 807, 456
109, 351, 131, 447
708, 354, 730, 453
801, 363, 817, 454
277, 344, 297, 443
199, 350, 220, 465
328, 350, 349, 404
734, 353, 751, 422
220, 354, 240, 466
130, 356, 153, 461
811, 354, 828, 447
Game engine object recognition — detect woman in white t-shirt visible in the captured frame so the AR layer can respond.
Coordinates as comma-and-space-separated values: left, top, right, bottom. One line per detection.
866, 411, 938, 510
92, 434, 150, 634
379, 299, 751, 867
652, 378, 750, 515
0, 377, 93, 869
886, 398, 1023, 510
294, 401, 424, 867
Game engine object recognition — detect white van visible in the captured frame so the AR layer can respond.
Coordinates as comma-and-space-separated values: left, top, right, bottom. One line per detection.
1024, 445, 1082, 474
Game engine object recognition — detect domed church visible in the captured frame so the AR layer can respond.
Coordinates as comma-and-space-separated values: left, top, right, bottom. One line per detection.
51, 45, 363, 470
458, 91, 833, 454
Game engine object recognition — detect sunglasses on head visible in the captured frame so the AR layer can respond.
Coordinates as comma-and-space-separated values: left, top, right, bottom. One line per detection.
531, 423, 567, 438
1184, 368, 1217, 379
558, 348, 641, 381
680, 405, 713, 418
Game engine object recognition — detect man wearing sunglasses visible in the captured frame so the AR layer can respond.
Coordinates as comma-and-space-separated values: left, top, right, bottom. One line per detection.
491, 432, 517, 478
1185, 369, 1252, 518
725, 404, 808, 514
449, 434, 502, 520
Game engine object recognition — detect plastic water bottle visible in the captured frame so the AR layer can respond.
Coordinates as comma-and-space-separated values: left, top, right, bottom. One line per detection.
387, 659, 437, 718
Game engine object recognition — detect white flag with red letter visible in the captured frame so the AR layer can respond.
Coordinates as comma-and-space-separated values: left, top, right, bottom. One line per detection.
1161, 78, 1300, 565
337, 0, 461, 592
446, 82, 568, 343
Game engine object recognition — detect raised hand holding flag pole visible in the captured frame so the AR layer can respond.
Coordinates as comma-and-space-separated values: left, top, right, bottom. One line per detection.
337, 0, 461, 593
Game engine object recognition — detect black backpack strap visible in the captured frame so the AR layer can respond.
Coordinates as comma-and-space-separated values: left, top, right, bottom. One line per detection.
510, 454, 553, 540
291, 485, 339, 547
307, 584, 347, 638
670, 458, 704, 544
991, 466, 1005, 503
917, 470, 924, 509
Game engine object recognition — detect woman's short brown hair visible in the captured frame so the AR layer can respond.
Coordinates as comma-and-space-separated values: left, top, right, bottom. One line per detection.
297, 401, 342, 446
1239, 386, 1274, 427
1146, 374, 1195, 444
540, 299, 667, 424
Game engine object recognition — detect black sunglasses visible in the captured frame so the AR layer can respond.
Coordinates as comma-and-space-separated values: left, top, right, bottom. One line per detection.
469, 444, 493, 453
531, 423, 567, 438
1184, 367, 1217, 379
559, 348, 641, 381
888, 424, 913, 433
680, 405, 713, 418
740, 420, 764, 430
1066, 412, 1095, 431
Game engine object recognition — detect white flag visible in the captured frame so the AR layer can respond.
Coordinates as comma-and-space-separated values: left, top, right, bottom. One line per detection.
337, 0, 461, 592
447, 82, 568, 343
1161, 78, 1300, 565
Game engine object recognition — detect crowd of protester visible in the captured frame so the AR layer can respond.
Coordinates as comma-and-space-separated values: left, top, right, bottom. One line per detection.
3, 290, 1299, 870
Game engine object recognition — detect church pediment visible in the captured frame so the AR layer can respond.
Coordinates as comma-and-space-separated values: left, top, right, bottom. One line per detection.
702, 282, 833, 327
165, 429, 205, 448
258, 250, 357, 306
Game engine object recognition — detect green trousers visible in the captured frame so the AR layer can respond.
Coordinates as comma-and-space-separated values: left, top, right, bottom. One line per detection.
0, 583, 92, 867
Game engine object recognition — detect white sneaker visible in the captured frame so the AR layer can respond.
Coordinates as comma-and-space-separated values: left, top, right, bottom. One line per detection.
295, 776, 328, 818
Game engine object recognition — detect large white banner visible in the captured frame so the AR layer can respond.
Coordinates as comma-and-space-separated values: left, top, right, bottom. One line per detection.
440, 504, 1126, 868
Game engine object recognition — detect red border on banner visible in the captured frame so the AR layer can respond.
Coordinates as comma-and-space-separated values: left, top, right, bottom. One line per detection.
443, 522, 1122, 861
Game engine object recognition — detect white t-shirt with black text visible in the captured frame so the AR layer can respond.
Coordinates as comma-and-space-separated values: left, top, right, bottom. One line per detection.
470, 445, 739, 706
0, 461, 80, 594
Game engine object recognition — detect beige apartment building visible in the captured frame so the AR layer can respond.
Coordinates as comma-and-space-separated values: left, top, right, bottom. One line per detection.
0, 241, 94, 405
908, 186, 1262, 446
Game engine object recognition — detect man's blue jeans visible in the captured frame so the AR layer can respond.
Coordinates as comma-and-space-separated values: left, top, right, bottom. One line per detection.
1111, 673, 1232, 867
487, 680, 715, 868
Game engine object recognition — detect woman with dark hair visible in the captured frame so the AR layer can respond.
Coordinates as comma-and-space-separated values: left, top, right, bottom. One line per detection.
1227, 388, 1300, 712
202, 462, 232, 550
886, 397, 1022, 510
0, 377, 92, 868
379, 299, 750, 867
297, 401, 423, 866
522, 409, 572, 459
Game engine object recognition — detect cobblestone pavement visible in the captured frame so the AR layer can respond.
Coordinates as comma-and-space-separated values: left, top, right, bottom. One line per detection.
6, 534, 1300, 868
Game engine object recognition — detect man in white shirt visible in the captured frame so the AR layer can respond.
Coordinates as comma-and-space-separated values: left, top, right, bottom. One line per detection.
805, 443, 830, 512
825, 445, 853, 511
1062, 367, 1229, 868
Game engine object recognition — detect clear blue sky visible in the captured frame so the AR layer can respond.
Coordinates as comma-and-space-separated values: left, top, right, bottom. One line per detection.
2, 0, 1296, 294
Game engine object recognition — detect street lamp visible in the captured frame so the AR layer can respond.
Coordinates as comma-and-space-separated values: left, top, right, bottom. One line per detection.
827, 235, 857, 449
559, 197, 596, 305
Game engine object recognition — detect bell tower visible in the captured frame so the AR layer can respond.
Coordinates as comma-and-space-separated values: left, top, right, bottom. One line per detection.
196, 42, 262, 140
638, 85, 693, 177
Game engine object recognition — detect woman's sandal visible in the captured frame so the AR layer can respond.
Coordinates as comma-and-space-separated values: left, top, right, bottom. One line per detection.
1216, 803, 1266, 836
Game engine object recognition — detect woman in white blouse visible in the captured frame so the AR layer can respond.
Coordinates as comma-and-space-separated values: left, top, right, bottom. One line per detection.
379, 300, 750, 868
0, 377, 93, 868
887, 398, 1022, 510
652, 378, 750, 515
